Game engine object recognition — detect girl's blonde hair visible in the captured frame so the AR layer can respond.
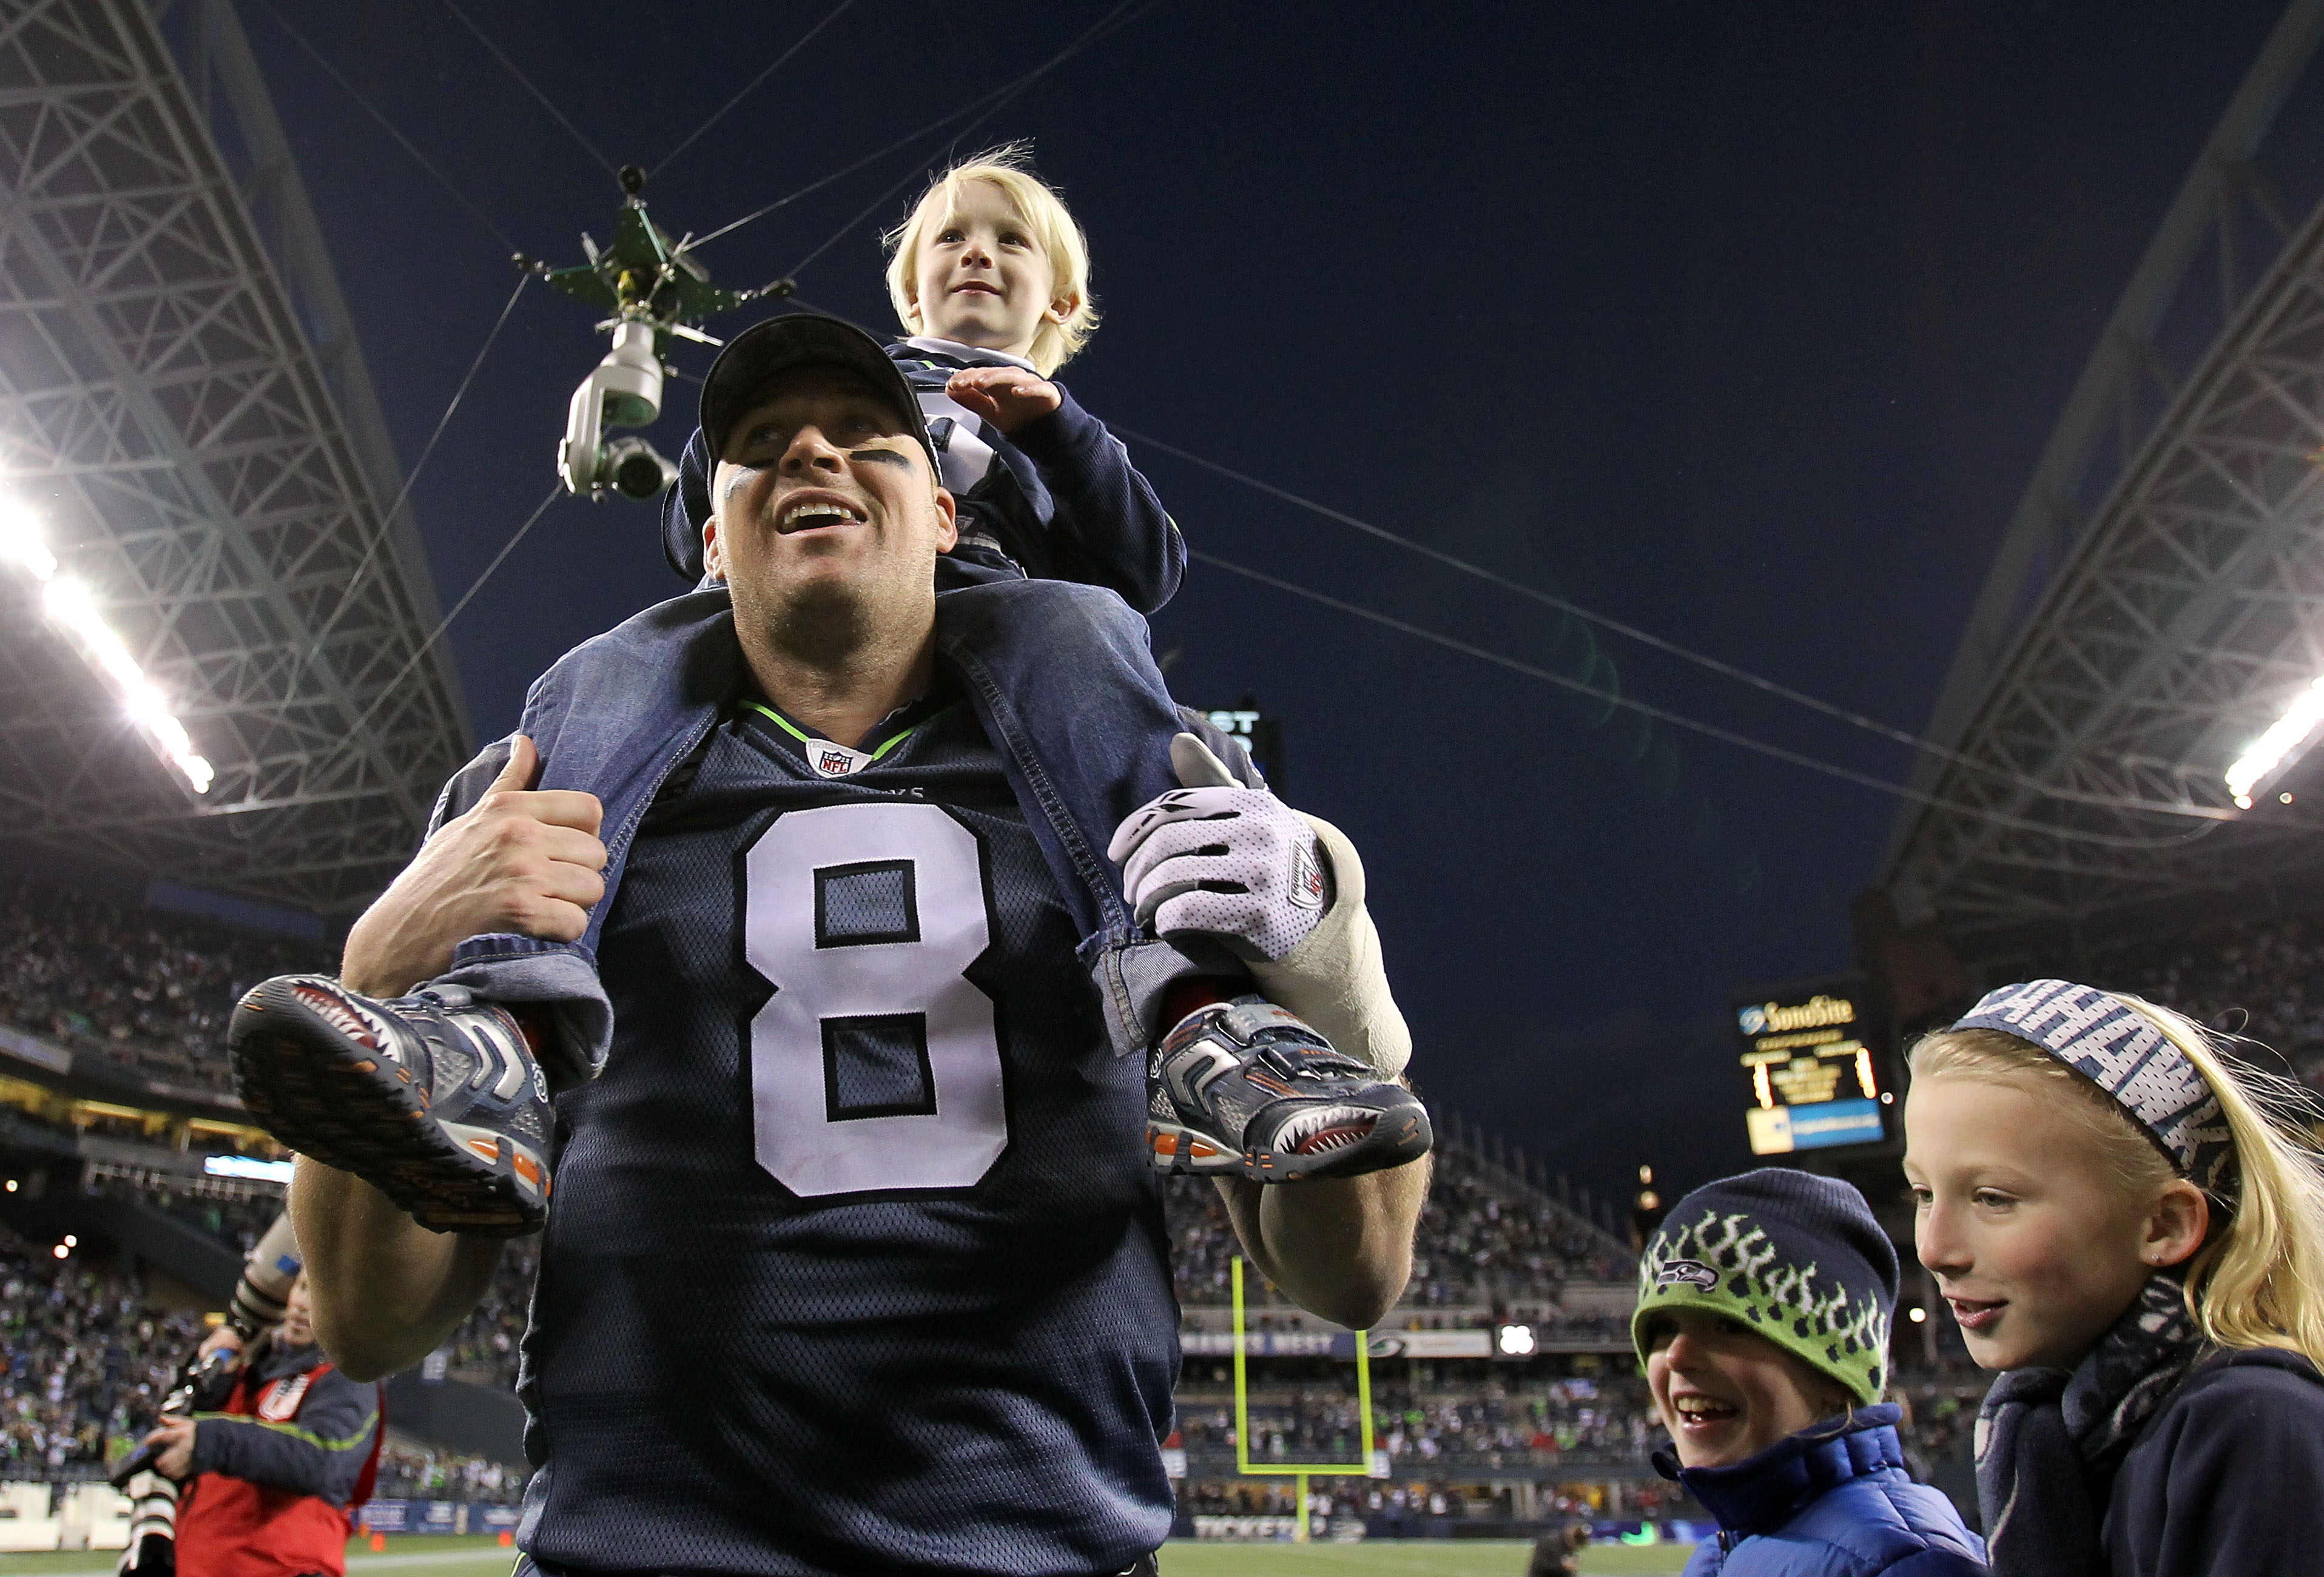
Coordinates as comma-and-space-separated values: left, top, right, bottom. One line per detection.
883, 146, 1097, 377
1911, 995, 2324, 1365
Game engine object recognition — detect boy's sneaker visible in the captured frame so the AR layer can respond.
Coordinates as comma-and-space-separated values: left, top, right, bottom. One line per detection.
228, 976, 551, 1236
1148, 996, 1432, 1182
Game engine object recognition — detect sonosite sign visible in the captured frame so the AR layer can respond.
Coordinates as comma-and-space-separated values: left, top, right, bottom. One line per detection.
1733, 981, 1891, 1157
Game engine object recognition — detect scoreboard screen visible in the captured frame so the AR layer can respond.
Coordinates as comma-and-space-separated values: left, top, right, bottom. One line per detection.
1201, 699, 1284, 792
1733, 984, 1891, 1156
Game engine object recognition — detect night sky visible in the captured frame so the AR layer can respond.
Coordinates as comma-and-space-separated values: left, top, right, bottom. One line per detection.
242, 1, 2288, 1206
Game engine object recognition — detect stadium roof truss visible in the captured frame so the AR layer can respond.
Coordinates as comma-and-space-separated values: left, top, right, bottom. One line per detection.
1884, 0, 2324, 943
0, 0, 471, 913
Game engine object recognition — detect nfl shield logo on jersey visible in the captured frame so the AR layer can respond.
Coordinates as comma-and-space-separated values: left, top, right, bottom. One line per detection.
810, 741, 873, 779
258, 1372, 312, 1421
1290, 841, 1325, 909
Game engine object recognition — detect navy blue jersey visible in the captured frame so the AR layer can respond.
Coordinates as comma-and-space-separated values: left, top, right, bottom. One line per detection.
516, 691, 1179, 1576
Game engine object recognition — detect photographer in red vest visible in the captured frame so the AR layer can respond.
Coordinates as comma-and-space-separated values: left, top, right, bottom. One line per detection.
137, 1273, 382, 1577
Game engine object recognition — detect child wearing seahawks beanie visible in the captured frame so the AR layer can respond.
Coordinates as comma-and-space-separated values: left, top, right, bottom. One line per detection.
1636, 1168, 1986, 1576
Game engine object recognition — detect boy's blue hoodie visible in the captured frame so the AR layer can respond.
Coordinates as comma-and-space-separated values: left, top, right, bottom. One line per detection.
1656, 1407, 1987, 1577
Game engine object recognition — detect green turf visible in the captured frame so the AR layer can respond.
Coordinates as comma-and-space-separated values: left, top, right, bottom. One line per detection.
0, 1532, 1692, 1577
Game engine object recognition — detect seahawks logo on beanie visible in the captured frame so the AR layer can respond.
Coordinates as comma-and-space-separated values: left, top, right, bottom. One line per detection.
1632, 1169, 1896, 1407
1655, 1258, 1719, 1291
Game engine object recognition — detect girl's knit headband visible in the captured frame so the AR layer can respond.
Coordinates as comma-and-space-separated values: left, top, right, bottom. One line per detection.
1952, 978, 2235, 1193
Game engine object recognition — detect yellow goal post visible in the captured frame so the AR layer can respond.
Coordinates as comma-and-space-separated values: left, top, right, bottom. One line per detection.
1227, 1256, 1378, 1541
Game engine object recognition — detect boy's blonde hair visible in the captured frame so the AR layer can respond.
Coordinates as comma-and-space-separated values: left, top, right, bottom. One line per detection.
1911, 995, 2324, 1367
883, 145, 1097, 377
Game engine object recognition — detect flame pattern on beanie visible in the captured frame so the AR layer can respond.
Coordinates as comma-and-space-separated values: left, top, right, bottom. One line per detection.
1632, 1172, 1896, 1407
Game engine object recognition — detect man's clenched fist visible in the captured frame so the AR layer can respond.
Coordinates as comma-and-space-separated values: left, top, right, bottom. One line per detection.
340, 735, 607, 997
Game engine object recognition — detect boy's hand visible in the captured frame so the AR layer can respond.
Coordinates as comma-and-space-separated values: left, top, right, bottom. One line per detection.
1106, 735, 1329, 963
945, 366, 1061, 435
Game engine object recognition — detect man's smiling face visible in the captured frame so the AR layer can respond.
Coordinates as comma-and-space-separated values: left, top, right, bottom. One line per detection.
706, 367, 955, 608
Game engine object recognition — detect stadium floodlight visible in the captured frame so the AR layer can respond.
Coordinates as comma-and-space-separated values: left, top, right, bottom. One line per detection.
0, 499, 58, 579
0, 498, 212, 794
2225, 674, 2324, 808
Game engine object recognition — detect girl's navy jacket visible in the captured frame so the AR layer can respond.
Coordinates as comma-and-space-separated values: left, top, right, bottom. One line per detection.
2101, 1347, 2324, 1576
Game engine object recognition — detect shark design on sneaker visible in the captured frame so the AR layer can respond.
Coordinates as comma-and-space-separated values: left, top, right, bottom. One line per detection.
228, 975, 552, 1236
1147, 996, 1432, 1182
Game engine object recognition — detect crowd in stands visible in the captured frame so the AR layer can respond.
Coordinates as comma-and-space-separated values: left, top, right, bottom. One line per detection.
0, 1231, 201, 1473
433, 1145, 1637, 1393
1177, 1369, 1983, 1494
0, 1200, 1981, 1491
0, 872, 2033, 1514
1165, 1143, 1632, 1319
374, 1439, 528, 1505
0, 877, 1637, 1317
78, 1167, 281, 1259
447, 1240, 538, 1388
2072, 911, 2324, 1092
0, 878, 325, 1098
1176, 1374, 1659, 1471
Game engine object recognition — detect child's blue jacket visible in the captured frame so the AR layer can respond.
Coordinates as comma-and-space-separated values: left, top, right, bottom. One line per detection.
1658, 1407, 1987, 1577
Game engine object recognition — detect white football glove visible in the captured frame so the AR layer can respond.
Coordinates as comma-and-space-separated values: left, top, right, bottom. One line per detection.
1106, 735, 1329, 963
1108, 735, 1411, 1077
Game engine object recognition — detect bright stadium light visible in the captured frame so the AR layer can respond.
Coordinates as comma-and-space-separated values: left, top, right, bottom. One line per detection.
2225, 674, 2324, 808
204, 1154, 295, 1182
0, 499, 58, 579
1, 497, 212, 794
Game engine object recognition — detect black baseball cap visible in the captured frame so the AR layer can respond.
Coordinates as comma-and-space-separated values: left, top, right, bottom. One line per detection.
698, 313, 937, 474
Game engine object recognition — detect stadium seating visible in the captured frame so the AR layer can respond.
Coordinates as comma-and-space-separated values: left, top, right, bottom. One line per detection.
1176, 1373, 1658, 1471
0, 1230, 204, 1474
0, 878, 326, 1100
1168, 1141, 1634, 1320
374, 1439, 527, 1505
446, 1240, 539, 1388
2069, 912, 2324, 1089
0, 869, 2010, 1531
76, 1166, 279, 1260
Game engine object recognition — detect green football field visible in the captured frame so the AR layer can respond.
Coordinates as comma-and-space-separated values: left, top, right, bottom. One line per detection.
0, 1533, 1694, 1576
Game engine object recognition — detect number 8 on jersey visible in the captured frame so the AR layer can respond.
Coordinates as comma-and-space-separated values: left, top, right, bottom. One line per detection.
744, 802, 1008, 1197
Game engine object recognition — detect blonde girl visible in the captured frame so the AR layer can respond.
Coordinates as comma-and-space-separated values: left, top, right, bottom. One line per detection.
1903, 979, 2324, 1576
